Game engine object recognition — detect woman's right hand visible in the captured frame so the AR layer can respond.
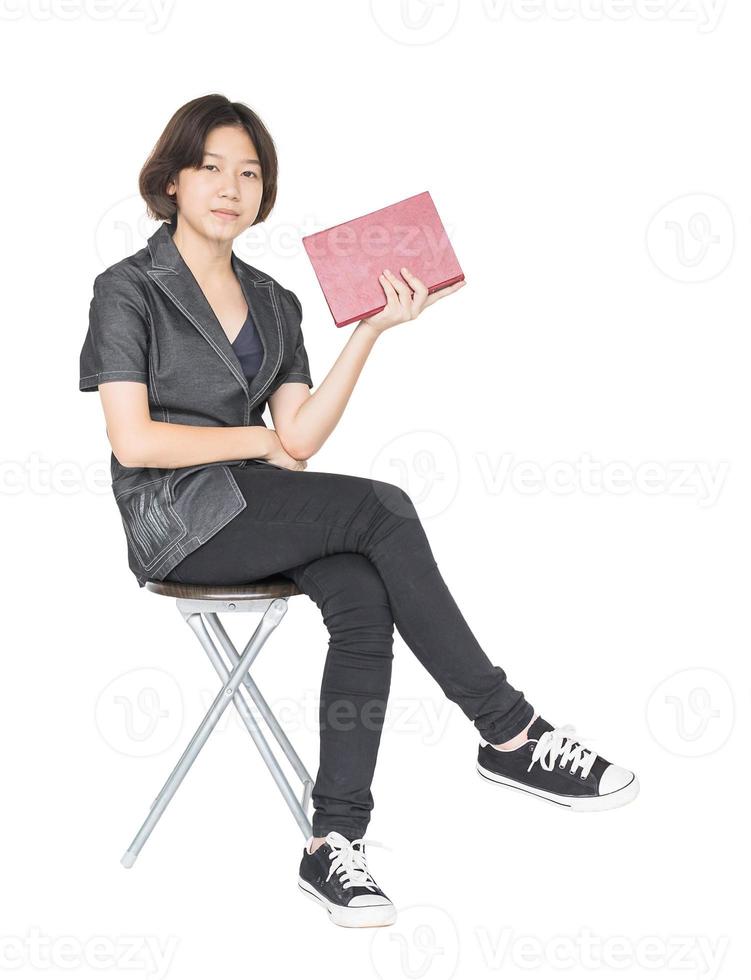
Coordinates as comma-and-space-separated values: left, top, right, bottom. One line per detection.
261, 430, 308, 471
359, 267, 467, 337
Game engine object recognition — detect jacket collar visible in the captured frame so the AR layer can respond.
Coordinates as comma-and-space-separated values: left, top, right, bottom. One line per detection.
145, 220, 283, 413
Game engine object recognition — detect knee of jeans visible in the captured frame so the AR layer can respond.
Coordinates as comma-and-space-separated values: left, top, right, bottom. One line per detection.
304, 554, 395, 651
368, 478, 418, 519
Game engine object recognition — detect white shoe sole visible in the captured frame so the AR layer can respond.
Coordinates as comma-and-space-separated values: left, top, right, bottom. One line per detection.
476, 762, 640, 811
297, 878, 397, 928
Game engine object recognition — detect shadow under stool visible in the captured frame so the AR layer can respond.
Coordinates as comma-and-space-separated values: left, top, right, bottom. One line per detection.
120, 576, 314, 868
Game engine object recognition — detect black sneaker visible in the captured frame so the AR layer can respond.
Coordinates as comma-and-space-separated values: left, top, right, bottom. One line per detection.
298, 831, 397, 928
476, 717, 639, 811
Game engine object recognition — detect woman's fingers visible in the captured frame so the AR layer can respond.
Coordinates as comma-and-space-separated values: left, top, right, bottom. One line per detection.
367, 268, 466, 333
397, 266, 465, 313
399, 267, 428, 316
378, 271, 399, 303
399, 266, 428, 301
382, 268, 413, 309
422, 279, 467, 308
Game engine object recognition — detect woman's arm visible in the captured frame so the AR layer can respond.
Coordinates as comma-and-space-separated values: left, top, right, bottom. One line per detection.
268, 320, 380, 461
268, 267, 467, 460
99, 381, 281, 469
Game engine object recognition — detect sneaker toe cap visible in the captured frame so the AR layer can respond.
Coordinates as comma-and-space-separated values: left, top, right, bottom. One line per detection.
348, 894, 394, 907
599, 763, 636, 795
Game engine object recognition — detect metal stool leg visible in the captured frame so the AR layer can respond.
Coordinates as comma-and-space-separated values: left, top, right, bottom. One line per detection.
183, 609, 314, 840
204, 613, 314, 820
120, 598, 287, 868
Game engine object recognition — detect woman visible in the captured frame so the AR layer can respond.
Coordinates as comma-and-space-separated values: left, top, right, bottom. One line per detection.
80, 94, 639, 930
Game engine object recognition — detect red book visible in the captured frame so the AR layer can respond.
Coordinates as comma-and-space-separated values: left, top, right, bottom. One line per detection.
302, 190, 465, 327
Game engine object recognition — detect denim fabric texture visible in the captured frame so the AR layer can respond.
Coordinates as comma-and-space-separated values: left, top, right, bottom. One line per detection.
164, 462, 535, 839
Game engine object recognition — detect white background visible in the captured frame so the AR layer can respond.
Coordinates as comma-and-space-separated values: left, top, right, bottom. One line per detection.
0, 0, 746, 976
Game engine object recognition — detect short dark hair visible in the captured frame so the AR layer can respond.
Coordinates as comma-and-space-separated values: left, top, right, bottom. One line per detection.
139, 93, 278, 226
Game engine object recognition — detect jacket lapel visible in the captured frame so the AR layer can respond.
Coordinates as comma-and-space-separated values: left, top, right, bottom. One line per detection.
146, 220, 283, 412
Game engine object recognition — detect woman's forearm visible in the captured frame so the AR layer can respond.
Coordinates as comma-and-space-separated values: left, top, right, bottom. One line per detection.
120, 421, 274, 470
285, 320, 380, 458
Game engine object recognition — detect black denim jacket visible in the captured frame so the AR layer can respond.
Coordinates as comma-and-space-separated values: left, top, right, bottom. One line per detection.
79, 220, 313, 588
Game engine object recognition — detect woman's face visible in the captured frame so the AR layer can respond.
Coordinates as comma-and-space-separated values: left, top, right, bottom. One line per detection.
166, 124, 264, 242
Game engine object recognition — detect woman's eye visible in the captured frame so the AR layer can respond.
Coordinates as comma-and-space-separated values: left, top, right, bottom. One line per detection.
202, 163, 259, 179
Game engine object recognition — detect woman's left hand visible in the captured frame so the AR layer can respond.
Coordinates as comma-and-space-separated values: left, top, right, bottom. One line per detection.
359, 267, 467, 336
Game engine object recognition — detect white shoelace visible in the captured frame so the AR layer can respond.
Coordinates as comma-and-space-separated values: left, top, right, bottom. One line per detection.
324, 832, 392, 892
528, 724, 597, 779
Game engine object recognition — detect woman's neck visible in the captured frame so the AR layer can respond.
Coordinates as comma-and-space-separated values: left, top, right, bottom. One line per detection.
171, 218, 235, 285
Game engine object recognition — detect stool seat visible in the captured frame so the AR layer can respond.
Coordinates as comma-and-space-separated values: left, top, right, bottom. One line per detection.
145, 575, 302, 601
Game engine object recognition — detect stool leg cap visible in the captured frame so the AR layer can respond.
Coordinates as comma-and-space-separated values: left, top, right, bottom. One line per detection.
121, 850, 137, 868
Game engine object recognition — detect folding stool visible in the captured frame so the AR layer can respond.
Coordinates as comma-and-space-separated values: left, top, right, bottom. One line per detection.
120, 576, 314, 868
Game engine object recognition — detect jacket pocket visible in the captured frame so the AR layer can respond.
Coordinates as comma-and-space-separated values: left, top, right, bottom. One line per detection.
115, 475, 187, 570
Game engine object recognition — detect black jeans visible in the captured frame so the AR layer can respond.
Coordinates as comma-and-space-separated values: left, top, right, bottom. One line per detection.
163, 460, 534, 840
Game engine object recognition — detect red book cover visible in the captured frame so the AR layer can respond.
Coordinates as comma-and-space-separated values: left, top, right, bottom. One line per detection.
301, 190, 464, 327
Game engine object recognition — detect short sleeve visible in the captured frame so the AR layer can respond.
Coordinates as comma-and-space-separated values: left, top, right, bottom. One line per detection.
272, 289, 313, 389
79, 271, 150, 392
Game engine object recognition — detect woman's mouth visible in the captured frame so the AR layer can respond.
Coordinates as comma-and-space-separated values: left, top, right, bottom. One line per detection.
212, 210, 239, 220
